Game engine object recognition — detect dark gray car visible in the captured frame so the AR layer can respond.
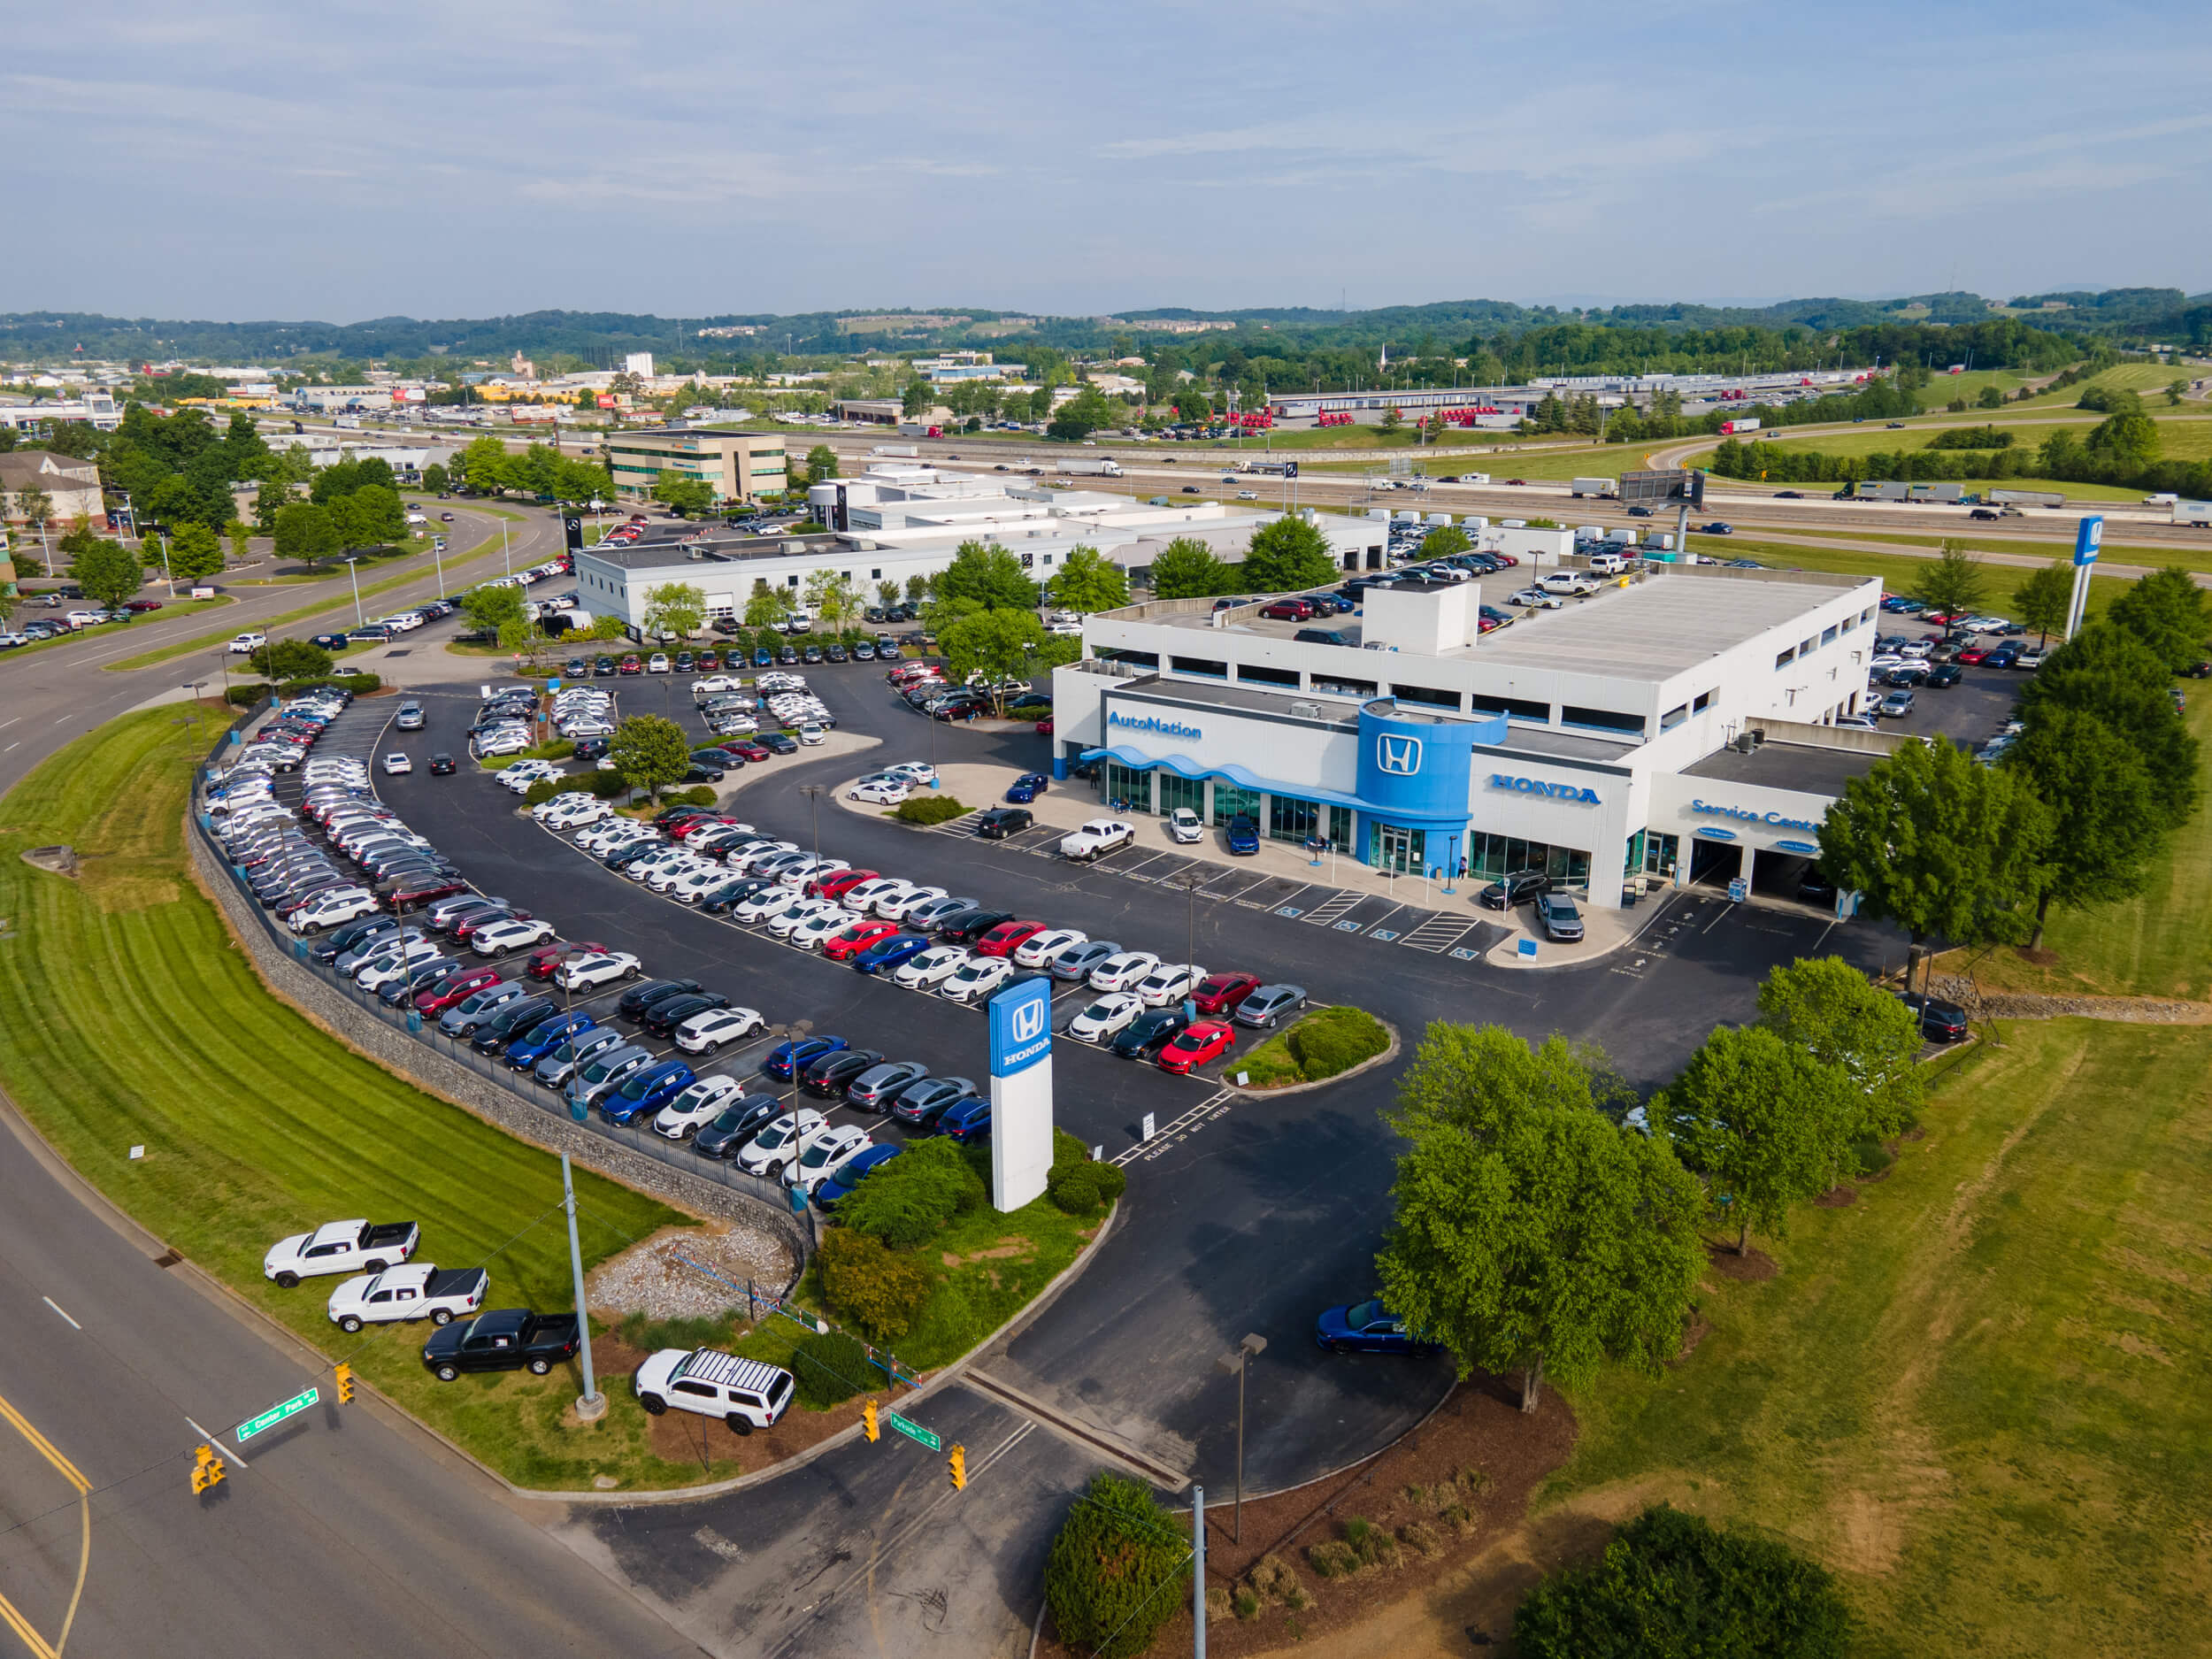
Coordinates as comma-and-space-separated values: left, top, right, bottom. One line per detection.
534, 1025, 625, 1087
1052, 940, 1122, 981
1538, 893, 1584, 942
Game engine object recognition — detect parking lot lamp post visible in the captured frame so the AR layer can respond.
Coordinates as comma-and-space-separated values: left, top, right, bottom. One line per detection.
1214, 1334, 1266, 1543
501, 519, 511, 576
800, 784, 826, 869
561, 1153, 606, 1421
343, 557, 365, 629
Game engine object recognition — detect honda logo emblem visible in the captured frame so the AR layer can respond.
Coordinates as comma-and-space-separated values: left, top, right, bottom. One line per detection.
1010, 997, 1046, 1043
1377, 735, 1423, 776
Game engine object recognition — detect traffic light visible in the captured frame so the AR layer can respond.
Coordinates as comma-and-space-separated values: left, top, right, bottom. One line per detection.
862, 1399, 879, 1443
948, 1444, 966, 1491
191, 1444, 227, 1494
334, 1363, 356, 1404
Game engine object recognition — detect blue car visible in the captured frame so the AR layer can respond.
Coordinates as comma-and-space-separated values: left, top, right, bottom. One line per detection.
1315, 1298, 1440, 1356
853, 932, 933, 974
764, 1034, 845, 1081
817, 1143, 902, 1210
1225, 814, 1261, 856
601, 1059, 696, 1125
507, 1010, 595, 1071
753, 647, 774, 668
935, 1096, 992, 1144
1004, 772, 1049, 804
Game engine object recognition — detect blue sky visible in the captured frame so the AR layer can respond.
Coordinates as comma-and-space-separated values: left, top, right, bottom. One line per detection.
8, 1, 2207, 321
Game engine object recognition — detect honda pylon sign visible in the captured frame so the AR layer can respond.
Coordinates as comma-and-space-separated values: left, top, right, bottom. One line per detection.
986, 978, 1054, 1210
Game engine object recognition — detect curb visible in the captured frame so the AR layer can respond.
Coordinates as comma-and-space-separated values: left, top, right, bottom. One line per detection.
1225, 1016, 1402, 1099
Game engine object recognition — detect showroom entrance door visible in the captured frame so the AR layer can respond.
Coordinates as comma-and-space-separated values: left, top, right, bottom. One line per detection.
1371, 822, 1425, 875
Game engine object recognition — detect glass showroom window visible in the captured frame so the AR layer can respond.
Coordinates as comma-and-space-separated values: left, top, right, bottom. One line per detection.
1103, 762, 1153, 814
1211, 782, 1261, 826
1156, 772, 1204, 819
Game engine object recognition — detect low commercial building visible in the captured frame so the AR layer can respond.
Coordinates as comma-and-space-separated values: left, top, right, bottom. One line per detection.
0, 393, 121, 432
1051, 566, 1892, 909
0, 449, 106, 525
604, 426, 789, 506
290, 386, 395, 412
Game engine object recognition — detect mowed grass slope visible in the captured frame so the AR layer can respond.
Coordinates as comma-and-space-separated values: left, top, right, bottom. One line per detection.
1543, 1019, 2212, 1657
0, 708, 702, 1488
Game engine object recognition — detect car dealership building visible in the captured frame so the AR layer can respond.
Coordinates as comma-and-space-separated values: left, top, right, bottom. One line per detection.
1049, 565, 1901, 908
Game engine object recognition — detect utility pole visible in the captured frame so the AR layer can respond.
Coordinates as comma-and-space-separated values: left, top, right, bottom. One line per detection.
1192, 1485, 1206, 1659
344, 557, 364, 628
562, 1153, 606, 1420
1215, 1334, 1266, 1542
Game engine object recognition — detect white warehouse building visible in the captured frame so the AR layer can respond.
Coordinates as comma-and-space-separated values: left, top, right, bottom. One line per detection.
1050, 566, 1901, 909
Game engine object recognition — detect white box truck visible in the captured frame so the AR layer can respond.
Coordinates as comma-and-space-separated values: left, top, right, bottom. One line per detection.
1570, 477, 1617, 499
1062, 457, 1124, 477
2170, 499, 2212, 527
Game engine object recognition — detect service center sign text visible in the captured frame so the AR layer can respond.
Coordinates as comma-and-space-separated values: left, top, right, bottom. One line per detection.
1689, 798, 1822, 833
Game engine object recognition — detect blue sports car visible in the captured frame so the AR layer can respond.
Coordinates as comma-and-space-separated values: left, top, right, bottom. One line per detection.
854, 932, 933, 974
1004, 772, 1049, 804
1315, 1298, 1440, 1356
1225, 814, 1261, 856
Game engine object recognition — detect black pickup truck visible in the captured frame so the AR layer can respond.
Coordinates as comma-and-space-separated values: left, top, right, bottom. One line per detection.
420, 1308, 581, 1381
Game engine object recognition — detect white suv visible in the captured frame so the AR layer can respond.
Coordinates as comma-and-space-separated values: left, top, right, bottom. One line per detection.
633, 1348, 795, 1434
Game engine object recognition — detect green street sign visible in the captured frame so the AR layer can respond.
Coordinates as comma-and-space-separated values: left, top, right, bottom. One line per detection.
236, 1386, 319, 1441
886, 1411, 941, 1453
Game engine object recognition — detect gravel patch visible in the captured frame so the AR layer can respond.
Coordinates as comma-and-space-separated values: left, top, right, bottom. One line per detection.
588, 1224, 799, 1322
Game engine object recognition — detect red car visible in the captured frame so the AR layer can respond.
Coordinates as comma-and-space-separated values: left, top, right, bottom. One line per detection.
415, 966, 502, 1013
1257, 598, 1315, 621
668, 814, 742, 841
973, 919, 1048, 958
820, 919, 900, 962
1192, 972, 1263, 1016
1955, 645, 1991, 664
725, 740, 772, 762
124, 599, 164, 611
1504, 478, 1527, 486
695, 650, 720, 671
810, 868, 880, 901
1922, 610, 1962, 626
618, 656, 642, 674
1036, 718, 1055, 736
451, 906, 534, 943
1157, 1020, 1234, 1075
384, 878, 467, 910
526, 940, 608, 979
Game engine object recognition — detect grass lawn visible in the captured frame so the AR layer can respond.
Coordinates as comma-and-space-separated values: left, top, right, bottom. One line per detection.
1234, 1004, 1390, 1089
1907, 367, 2047, 411
0, 706, 728, 1491
2010, 362, 2192, 410
1542, 1018, 2212, 1658
1699, 537, 2133, 620
1943, 700, 2212, 1002
1686, 418, 2212, 467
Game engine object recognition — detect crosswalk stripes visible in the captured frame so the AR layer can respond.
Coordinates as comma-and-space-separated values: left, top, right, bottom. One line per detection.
1300, 889, 1363, 927
1400, 914, 1479, 953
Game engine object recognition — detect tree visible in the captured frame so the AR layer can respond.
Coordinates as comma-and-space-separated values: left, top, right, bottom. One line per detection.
2013, 558, 2073, 645
743, 580, 795, 630
72, 536, 143, 611
2085, 411, 2161, 469
804, 444, 839, 485
2004, 705, 2169, 946
166, 522, 226, 582
460, 583, 527, 637
587, 612, 629, 641
460, 435, 511, 495
1816, 736, 2053, 989
803, 569, 859, 631
1043, 1472, 1192, 1659
251, 480, 291, 533
1978, 383, 2006, 409
1046, 385, 1115, 442
900, 377, 933, 418
2168, 378, 2190, 408
421, 462, 449, 494
1420, 525, 1471, 559
610, 713, 692, 801
346, 483, 405, 547
1909, 539, 1986, 625
2106, 566, 2210, 674
1663, 1025, 1857, 1252
2021, 622, 2200, 829
1375, 1024, 1706, 1413
641, 580, 705, 641
271, 501, 339, 571
940, 608, 1047, 708
1378, 405, 1402, 435
1148, 535, 1230, 599
1514, 1504, 1851, 1659
1755, 956, 1925, 1141
1044, 546, 1129, 614
247, 638, 334, 681
223, 518, 251, 566
903, 572, 931, 603
875, 579, 902, 611
933, 540, 1039, 612
649, 473, 716, 517
1243, 515, 1340, 593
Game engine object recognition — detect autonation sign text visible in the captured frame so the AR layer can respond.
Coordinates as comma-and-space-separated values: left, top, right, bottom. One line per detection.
1107, 710, 1202, 741
1690, 798, 1822, 833
1489, 772, 1601, 805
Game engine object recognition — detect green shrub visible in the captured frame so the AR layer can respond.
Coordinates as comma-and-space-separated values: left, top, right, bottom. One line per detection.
277, 672, 381, 695
587, 770, 632, 798
523, 778, 562, 806
1855, 1138, 1894, 1178
1048, 1163, 1102, 1216
892, 794, 969, 826
1513, 1504, 1852, 1659
835, 1137, 986, 1249
678, 785, 719, 806
787, 1330, 873, 1409
225, 682, 270, 706
816, 1227, 933, 1341
1044, 1472, 1192, 1659
1286, 1006, 1389, 1080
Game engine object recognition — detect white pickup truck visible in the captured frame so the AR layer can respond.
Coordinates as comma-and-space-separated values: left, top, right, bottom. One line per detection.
264, 1218, 421, 1288
1060, 818, 1137, 862
227, 632, 268, 655
326, 1264, 488, 1333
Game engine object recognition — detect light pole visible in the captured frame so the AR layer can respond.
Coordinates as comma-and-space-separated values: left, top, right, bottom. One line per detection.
561, 1153, 607, 1422
800, 783, 826, 868
1214, 1333, 1267, 1543
501, 518, 511, 576
157, 532, 176, 597
343, 557, 365, 628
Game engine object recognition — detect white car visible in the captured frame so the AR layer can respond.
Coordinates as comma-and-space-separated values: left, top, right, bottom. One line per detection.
1166, 808, 1203, 844
885, 763, 939, 786
731, 841, 800, 873
651, 1074, 747, 1140
766, 896, 846, 939
477, 729, 532, 757
1088, 949, 1162, 993
471, 918, 558, 956
289, 891, 379, 933
849, 780, 910, 805
895, 944, 972, 988
326, 1264, 487, 1333
1060, 818, 1136, 861
694, 674, 740, 694
777, 856, 849, 890
876, 883, 948, 921
941, 955, 1014, 1003
356, 947, 444, 990
1136, 962, 1204, 1008
675, 1007, 766, 1054
733, 887, 803, 924
1013, 926, 1088, 969
1508, 587, 1563, 609
787, 1125, 872, 1195
796, 724, 825, 746
789, 908, 858, 950
646, 858, 712, 893
227, 632, 268, 654
737, 1110, 826, 1177
1069, 993, 1144, 1042
1538, 572, 1601, 597
647, 653, 671, 672
669, 868, 733, 903
542, 797, 610, 829
555, 950, 644, 989
382, 753, 413, 775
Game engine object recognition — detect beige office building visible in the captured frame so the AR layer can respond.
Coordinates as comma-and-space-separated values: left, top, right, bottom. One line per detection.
604, 426, 787, 506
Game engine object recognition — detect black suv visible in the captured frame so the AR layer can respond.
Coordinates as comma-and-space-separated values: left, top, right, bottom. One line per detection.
1899, 992, 1970, 1042
975, 807, 1033, 839
1478, 869, 1551, 910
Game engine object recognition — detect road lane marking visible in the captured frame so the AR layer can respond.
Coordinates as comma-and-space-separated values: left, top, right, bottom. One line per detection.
0, 1386, 93, 1658
40, 1297, 80, 1331
183, 1414, 249, 1468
